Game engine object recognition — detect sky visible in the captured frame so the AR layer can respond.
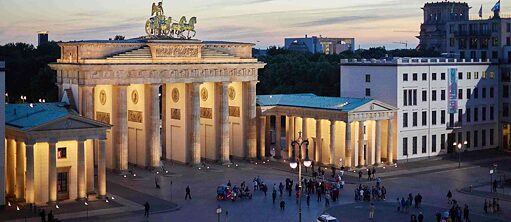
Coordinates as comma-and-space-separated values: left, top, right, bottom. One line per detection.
0, 0, 508, 49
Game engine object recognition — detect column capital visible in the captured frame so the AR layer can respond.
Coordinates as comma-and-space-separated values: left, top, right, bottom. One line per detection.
47, 139, 58, 145
80, 84, 96, 88
115, 84, 130, 88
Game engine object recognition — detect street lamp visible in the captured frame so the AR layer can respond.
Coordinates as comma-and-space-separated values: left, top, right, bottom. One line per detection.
84, 201, 89, 220
20, 95, 27, 103
216, 205, 222, 222
453, 141, 467, 168
289, 132, 311, 222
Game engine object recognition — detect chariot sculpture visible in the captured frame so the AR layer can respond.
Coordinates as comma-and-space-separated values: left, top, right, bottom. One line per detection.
145, 1, 197, 39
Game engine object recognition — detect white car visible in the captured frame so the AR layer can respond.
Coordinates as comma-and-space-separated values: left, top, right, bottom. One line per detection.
317, 214, 338, 222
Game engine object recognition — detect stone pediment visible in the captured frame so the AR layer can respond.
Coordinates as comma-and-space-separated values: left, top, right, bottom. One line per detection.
30, 116, 110, 132
350, 100, 397, 113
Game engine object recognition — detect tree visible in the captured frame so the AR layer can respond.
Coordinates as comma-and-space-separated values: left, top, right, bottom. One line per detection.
114, 35, 126, 40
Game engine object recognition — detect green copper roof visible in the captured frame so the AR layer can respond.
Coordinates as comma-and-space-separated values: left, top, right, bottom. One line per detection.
256, 94, 372, 112
5, 103, 75, 131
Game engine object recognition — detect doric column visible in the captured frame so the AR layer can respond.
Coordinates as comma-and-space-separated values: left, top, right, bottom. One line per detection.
287, 116, 295, 158
258, 116, 266, 159
48, 140, 57, 203
358, 121, 365, 167
375, 120, 382, 165
265, 116, 271, 157
329, 120, 336, 166
77, 139, 86, 199
301, 117, 308, 158
345, 122, 352, 167
191, 82, 202, 165
6, 139, 15, 197
247, 81, 258, 159
113, 84, 129, 171
98, 139, 107, 197
316, 119, 322, 163
220, 82, 231, 163
81, 85, 94, 119
25, 142, 35, 203
15, 140, 25, 201
145, 84, 161, 168
387, 118, 394, 164
275, 115, 282, 159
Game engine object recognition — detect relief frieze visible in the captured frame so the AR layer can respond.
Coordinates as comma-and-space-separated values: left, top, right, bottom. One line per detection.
200, 107, 212, 119
96, 111, 110, 124
229, 106, 240, 117
128, 110, 143, 123
154, 46, 199, 58
170, 108, 181, 120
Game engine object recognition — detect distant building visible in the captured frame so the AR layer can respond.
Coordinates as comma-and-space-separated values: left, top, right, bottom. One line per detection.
417, 1, 470, 53
285, 36, 355, 54
341, 57, 500, 161
37, 31, 48, 47
0, 61, 5, 206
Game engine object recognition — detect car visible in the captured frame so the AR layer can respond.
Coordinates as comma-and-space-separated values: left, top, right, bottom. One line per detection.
317, 214, 338, 222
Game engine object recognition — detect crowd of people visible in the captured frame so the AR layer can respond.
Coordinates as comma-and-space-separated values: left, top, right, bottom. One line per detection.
355, 178, 387, 202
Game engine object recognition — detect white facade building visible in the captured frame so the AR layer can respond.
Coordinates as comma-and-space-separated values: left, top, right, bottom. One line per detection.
340, 58, 500, 161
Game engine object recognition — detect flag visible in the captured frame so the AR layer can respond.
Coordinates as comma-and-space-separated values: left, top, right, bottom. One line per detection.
479, 5, 483, 18
492, 0, 501, 12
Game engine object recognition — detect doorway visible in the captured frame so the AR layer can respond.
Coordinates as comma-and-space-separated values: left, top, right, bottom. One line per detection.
57, 168, 69, 201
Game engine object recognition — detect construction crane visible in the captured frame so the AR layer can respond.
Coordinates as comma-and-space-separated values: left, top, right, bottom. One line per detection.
393, 41, 408, 49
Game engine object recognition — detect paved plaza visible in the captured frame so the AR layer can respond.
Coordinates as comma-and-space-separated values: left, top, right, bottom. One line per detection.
3, 150, 511, 222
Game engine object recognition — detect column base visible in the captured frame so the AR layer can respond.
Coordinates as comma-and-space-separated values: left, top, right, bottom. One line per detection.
221, 160, 232, 166
75, 197, 87, 201
96, 195, 107, 200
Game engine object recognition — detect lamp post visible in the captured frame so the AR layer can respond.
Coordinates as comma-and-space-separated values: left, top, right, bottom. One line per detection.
84, 201, 89, 220
20, 95, 26, 103
289, 132, 311, 222
453, 141, 467, 168
216, 206, 222, 222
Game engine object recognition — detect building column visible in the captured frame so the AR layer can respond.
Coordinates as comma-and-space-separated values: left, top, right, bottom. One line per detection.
98, 139, 107, 198
77, 139, 86, 199
113, 85, 129, 171
316, 119, 322, 163
345, 122, 352, 167
275, 115, 282, 159
301, 117, 308, 158
265, 116, 271, 157
81, 85, 94, 119
145, 84, 161, 168
287, 116, 295, 158
48, 140, 57, 203
329, 120, 336, 166
220, 82, 231, 163
375, 120, 382, 165
358, 121, 365, 167
191, 82, 202, 165
247, 81, 258, 159
258, 116, 266, 159
6, 139, 15, 198
25, 142, 35, 204
15, 140, 25, 201
387, 118, 394, 164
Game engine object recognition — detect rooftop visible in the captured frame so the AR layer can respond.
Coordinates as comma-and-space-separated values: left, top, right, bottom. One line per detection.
340, 57, 496, 66
6, 103, 76, 131
256, 94, 372, 112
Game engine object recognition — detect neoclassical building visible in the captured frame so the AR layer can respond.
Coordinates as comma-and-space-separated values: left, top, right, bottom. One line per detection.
49, 39, 265, 170
257, 94, 397, 167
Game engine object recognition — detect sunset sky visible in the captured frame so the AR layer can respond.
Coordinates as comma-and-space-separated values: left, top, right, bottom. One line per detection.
0, 0, 508, 49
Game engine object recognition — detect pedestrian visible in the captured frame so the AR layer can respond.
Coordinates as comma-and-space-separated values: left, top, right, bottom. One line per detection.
446, 190, 452, 204
484, 199, 488, 214
401, 197, 405, 213
272, 189, 277, 205
492, 179, 497, 192
414, 194, 419, 209
397, 198, 401, 212
367, 169, 372, 181
317, 187, 322, 202
144, 201, 150, 218
40, 209, 46, 222
381, 186, 387, 200
280, 200, 285, 211
306, 193, 310, 207
227, 180, 231, 187
463, 204, 469, 222
47, 210, 54, 222
155, 175, 160, 189
185, 185, 192, 200
410, 214, 417, 222
279, 182, 284, 197
372, 167, 376, 180
262, 184, 268, 197
416, 193, 422, 209
418, 212, 424, 222
369, 203, 375, 220
325, 194, 330, 207
358, 170, 363, 181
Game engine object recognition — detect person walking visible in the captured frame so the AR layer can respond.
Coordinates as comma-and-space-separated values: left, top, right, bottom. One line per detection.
484, 199, 488, 214
369, 203, 375, 220
397, 198, 401, 212
372, 167, 376, 180
272, 189, 277, 205
492, 179, 497, 193
367, 169, 372, 181
446, 190, 452, 204
40, 209, 46, 222
155, 175, 160, 189
306, 194, 311, 207
280, 200, 285, 211
358, 171, 363, 181
144, 201, 150, 218
418, 212, 424, 222
47, 210, 54, 222
381, 186, 387, 200
279, 182, 284, 197
185, 186, 192, 200
463, 204, 470, 222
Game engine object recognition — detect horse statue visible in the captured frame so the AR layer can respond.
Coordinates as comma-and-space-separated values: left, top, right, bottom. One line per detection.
160, 17, 173, 36
170, 16, 187, 38
182, 17, 197, 39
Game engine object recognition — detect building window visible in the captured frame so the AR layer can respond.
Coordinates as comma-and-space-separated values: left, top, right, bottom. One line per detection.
422, 136, 427, 154
441, 134, 446, 150
474, 108, 479, 122
474, 88, 478, 99
490, 129, 495, 146
490, 87, 494, 98
482, 88, 486, 98
365, 88, 371, 97
413, 73, 418, 81
432, 135, 437, 152
441, 90, 446, 101
422, 90, 427, 102
490, 106, 495, 120
482, 71, 487, 79
466, 132, 471, 148
403, 90, 407, 106
441, 110, 446, 124
482, 129, 487, 147
432, 111, 437, 125
458, 109, 463, 124
432, 73, 437, 80
412, 137, 418, 155
57, 147, 67, 159
441, 73, 446, 80
466, 108, 471, 122
365, 74, 371, 82
403, 113, 408, 128
413, 90, 417, 106
467, 72, 471, 79
458, 89, 463, 99
432, 90, 437, 101
422, 73, 427, 81
449, 113, 455, 128
403, 138, 408, 156
413, 112, 418, 127
474, 72, 479, 79
403, 73, 408, 81
458, 72, 463, 80
482, 107, 487, 121
466, 89, 471, 99
474, 131, 479, 148
504, 103, 510, 117
504, 85, 509, 98
422, 111, 427, 126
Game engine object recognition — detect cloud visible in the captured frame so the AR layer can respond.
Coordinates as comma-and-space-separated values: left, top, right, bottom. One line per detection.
292, 15, 380, 27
